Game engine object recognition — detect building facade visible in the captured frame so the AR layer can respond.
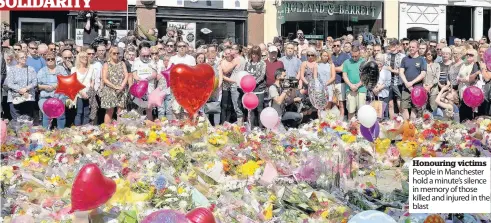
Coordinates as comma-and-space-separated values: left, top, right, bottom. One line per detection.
0, 0, 250, 45
263, 0, 387, 44
399, 0, 491, 42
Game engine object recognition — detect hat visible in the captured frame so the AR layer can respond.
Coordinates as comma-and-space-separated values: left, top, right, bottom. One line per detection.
268, 45, 278, 52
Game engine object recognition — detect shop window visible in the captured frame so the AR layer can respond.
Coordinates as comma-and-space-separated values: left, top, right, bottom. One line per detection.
70, 16, 136, 43
157, 20, 245, 45
18, 18, 55, 43
281, 21, 325, 40
407, 27, 438, 41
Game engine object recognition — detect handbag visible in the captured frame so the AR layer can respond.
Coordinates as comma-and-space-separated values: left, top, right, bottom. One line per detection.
204, 101, 221, 114
12, 67, 33, 105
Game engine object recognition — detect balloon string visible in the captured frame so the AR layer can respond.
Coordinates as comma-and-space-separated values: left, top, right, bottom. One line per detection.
247, 109, 252, 132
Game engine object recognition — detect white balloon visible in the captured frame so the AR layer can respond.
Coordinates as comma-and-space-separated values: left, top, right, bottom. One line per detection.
348, 210, 397, 223
236, 71, 251, 87
357, 105, 377, 128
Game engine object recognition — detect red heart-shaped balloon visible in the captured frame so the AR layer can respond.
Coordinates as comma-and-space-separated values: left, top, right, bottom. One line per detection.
186, 207, 216, 223
170, 64, 215, 117
69, 163, 116, 213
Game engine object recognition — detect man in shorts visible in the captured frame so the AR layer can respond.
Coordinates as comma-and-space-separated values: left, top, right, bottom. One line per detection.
342, 46, 366, 120
385, 40, 405, 118
331, 39, 351, 120
400, 40, 427, 120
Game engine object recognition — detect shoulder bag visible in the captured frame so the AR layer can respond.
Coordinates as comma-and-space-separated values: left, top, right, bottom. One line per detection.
12, 67, 33, 105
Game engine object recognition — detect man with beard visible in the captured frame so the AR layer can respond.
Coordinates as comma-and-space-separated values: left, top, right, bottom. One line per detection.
131, 47, 158, 120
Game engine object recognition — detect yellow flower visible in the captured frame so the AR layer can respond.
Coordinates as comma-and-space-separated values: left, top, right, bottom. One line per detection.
321, 210, 329, 218
263, 203, 273, 220
177, 187, 185, 194
159, 133, 167, 141
169, 146, 184, 159
36, 148, 46, 154
39, 155, 50, 165
269, 194, 277, 202
96, 140, 104, 145
102, 150, 112, 157
45, 138, 54, 144
336, 206, 347, 214
208, 137, 218, 145
375, 138, 391, 155
204, 162, 215, 170
31, 155, 40, 163
334, 126, 345, 132
46, 148, 56, 157
239, 160, 261, 177
147, 131, 158, 143
341, 134, 356, 143
369, 171, 376, 177
0, 166, 13, 181
187, 170, 197, 179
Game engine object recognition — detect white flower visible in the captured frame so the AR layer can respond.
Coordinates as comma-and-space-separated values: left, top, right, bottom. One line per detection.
168, 186, 177, 191
178, 200, 188, 209
165, 198, 179, 203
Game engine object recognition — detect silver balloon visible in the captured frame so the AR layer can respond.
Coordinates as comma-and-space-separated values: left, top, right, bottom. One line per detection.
308, 79, 328, 110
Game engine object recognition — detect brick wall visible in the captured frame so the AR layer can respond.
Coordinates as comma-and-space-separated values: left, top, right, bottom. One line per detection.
247, 8, 264, 45
136, 0, 157, 34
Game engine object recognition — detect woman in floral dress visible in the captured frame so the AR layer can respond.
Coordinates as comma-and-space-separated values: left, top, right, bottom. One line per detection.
100, 46, 129, 124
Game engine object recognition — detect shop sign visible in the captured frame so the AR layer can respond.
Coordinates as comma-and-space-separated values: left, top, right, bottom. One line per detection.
75, 29, 84, 46
168, 22, 197, 48
283, 1, 378, 18
304, 35, 323, 39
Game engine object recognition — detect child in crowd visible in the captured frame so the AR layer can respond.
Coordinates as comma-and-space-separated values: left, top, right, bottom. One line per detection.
434, 85, 460, 122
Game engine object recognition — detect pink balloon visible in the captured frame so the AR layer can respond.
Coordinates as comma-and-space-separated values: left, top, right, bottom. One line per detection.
410, 86, 428, 108
463, 86, 484, 108
240, 75, 256, 93
260, 107, 280, 129
142, 209, 188, 223
42, 98, 65, 119
0, 120, 6, 144
242, 92, 259, 110
130, 80, 149, 99
161, 64, 175, 86
148, 88, 166, 108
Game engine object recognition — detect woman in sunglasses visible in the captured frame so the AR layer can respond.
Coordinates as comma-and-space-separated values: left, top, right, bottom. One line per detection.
37, 52, 68, 129
457, 49, 480, 121
68, 51, 95, 126
299, 48, 318, 89
100, 46, 129, 124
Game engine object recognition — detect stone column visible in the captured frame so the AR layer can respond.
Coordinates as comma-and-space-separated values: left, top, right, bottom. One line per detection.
438, 5, 446, 41
474, 7, 484, 40
247, 0, 265, 45
0, 11, 10, 46
384, 0, 399, 39
136, 0, 157, 34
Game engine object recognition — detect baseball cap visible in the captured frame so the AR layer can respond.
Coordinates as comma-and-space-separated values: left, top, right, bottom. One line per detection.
268, 46, 278, 52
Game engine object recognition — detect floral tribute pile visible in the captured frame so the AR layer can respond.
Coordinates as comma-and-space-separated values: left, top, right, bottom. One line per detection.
1, 110, 490, 223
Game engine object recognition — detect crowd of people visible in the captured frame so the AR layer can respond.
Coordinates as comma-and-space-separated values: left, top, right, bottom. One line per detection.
1, 27, 491, 129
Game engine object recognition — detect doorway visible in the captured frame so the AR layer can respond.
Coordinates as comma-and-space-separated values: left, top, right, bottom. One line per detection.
18, 18, 55, 43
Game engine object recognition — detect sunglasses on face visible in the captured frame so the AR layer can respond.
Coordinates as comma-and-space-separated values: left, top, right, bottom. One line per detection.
333, 45, 340, 47
151, 52, 158, 55
167, 44, 174, 47
112, 52, 120, 55
49, 48, 56, 52
436, 48, 441, 51
14, 48, 21, 51
46, 58, 55, 61
262, 54, 267, 57
307, 54, 315, 57
403, 43, 409, 45
467, 54, 475, 57
141, 55, 150, 58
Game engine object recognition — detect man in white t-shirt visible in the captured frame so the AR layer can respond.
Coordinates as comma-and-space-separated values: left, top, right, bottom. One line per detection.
168, 41, 196, 68
131, 47, 157, 120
